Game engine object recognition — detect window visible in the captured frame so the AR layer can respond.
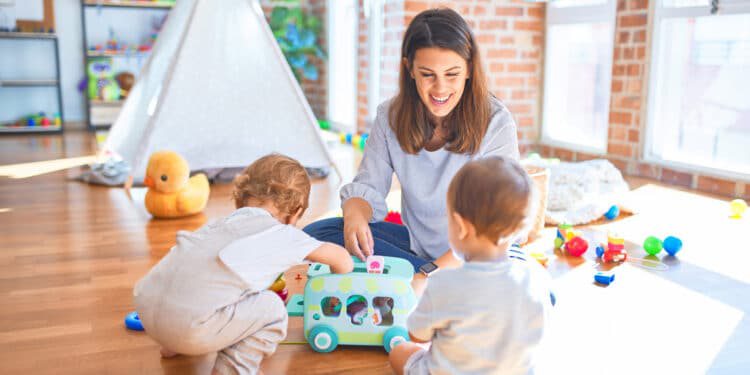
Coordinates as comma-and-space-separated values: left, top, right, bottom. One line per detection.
646, 0, 750, 175
542, 0, 617, 152
321, 296, 342, 317
372, 297, 394, 326
346, 295, 368, 325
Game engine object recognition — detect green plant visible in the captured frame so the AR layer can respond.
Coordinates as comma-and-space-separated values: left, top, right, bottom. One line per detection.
269, 3, 326, 82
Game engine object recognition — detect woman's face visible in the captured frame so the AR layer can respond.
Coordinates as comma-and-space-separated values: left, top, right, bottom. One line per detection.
409, 47, 469, 121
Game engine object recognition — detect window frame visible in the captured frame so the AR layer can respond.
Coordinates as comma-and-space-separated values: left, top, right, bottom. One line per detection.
540, 0, 618, 154
644, 0, 750, 180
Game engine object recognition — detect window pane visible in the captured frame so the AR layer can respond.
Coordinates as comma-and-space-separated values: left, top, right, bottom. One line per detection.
346, 295, 368, 325
543, 22, 613, 150
321, 297, 342, 317
650, 14, 750, 174
372, 297, 394, 326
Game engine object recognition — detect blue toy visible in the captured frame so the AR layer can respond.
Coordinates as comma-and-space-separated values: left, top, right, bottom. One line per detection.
604, 205, 620, 220
663, 236, 683, 256
595, 245, 605, 258
124, 311, 144, 331
594, 271, 615, 285
286, 256, 417, 353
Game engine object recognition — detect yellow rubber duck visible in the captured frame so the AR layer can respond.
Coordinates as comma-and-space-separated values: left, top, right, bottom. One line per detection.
144, 151, 210, 219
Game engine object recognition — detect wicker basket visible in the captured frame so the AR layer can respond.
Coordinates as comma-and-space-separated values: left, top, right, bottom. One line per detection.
524, 166, 549, 242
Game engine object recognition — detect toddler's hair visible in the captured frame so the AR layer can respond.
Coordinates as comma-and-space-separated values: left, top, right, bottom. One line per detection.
447, 156, 536, 243
232, 154, 311, 215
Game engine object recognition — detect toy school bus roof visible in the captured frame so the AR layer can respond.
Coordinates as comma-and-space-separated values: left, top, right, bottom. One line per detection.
306, 256, 414, 280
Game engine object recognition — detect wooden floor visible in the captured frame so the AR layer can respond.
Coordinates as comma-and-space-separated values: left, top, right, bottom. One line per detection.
1, 130, 749, 374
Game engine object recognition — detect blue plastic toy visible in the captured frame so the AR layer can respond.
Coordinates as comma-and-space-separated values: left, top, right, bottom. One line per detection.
604, 205, 620, 220
286, 256, 417, 353
125, 311, 144, 331
595, 245, 605, 258
594, 271, 615, 285
663, 236, 683, 256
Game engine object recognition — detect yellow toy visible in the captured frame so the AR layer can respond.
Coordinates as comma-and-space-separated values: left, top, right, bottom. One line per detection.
144, 151, 210, 218
730, 199, 747, 219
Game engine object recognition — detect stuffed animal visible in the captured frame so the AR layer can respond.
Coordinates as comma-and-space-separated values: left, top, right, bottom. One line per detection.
144, 151, 210, 219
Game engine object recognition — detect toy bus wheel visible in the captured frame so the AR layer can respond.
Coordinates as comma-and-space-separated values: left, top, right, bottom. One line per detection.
308, 325, 338, 353
383, 327, 409, 353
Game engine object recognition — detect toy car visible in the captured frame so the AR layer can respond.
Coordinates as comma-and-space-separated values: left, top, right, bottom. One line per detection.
286, 256, 417, 353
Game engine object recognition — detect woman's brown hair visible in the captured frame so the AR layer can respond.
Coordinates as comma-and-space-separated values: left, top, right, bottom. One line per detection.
389, 8, 491, 155
232, 154, 311, 215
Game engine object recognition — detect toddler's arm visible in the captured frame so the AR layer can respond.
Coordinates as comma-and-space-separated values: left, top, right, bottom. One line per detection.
307, 243, 354, 274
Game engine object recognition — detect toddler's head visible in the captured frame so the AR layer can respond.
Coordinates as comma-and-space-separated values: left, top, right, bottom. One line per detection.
447, 156, 535, 259
232, 154, 311, 224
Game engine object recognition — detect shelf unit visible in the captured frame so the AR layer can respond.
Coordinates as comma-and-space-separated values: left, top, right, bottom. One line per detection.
0, 32, 64, 134
80, 0, 173, 130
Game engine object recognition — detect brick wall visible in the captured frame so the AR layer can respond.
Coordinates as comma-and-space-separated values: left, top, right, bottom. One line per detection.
536, 0, 749, 199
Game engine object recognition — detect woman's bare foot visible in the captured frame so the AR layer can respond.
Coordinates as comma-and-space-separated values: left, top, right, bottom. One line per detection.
160, 347, 178, 358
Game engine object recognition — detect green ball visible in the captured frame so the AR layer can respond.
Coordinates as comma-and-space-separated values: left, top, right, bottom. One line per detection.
554, 237, 564, 249
643, 236, 663, 255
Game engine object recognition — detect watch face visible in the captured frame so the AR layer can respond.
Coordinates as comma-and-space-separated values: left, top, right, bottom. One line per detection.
420, 262, 438, 275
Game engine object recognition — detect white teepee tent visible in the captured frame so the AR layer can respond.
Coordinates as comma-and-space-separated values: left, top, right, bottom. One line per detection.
102, 0, 334, 183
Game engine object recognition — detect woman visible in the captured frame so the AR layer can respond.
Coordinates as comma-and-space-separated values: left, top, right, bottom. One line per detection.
304, 8, 519, 278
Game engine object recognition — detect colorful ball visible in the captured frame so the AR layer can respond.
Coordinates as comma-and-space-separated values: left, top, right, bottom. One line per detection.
663, 236, 683, 256
565, 236, 588, 257
643, 236, 663, 255
730, 199, 747, 218
604, 205, 620, 220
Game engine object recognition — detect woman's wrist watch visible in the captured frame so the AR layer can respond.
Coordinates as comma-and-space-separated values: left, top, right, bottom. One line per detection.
418, 261, 439, 277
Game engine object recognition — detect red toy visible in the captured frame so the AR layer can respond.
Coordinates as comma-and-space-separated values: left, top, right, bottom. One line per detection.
564, 236, 588, 257
384, 211, 403, 225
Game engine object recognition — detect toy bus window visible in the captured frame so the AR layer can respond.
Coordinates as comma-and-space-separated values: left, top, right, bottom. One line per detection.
321, 297, 342, 317
372, 297, 394, 326
346, 295, 368, 325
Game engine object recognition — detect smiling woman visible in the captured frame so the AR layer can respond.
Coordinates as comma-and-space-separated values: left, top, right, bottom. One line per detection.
303, 7, 520, 274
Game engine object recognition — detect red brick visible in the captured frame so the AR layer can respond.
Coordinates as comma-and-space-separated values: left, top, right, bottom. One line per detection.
610, 126, 627, 141
508, 103, 532, 114
617, 31, 630, 43
405, 1, 429, 13
511, 90, 531, 100
474, 5, 487, 15
623, 47, 634, 60
495, 77, 524, 87
617, 0, 626, 11
528, 7, 544, 18
532, 35, 544, 46
627, 80, 643, 93
495, 6, 524, 16
661, 168, 693, 188
608, 143, 633, 158
553, 148, 575, 161
487, 49, 517, 59
490, 62, 505, 72
627, 64, 641, 76
612, 79, 624, 92
629, 0, 648, 10
744, 184, 750, 200
517, 116, 534, 127
613, 64, 626, 76
515, 20, 543, 32
634, 30, 646, 43
476, 33, 495, 44
610, 111, 633, 125
635, 162, 660, 179
620, 14, 647, 28
636, 46, 646, 59
628, 129, 640, 143
576, 152, 600, 161
528, 76, 540, 86
508, 63, 537, 73
609, 158, 628, 173
521, 50, 540, 59
480, 20, 508, 30
499, 36, 515, 44
697, 176, 737, 197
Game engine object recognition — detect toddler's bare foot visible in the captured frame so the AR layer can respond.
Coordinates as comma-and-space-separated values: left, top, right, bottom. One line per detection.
160, 347, 178, 358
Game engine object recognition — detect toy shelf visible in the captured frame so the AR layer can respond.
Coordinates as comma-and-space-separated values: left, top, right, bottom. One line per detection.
0, 32, 64, 135
0, 125, 62, 134
83, 1, 174, 9
0, 79, 59, 87
0, 32, 57, 40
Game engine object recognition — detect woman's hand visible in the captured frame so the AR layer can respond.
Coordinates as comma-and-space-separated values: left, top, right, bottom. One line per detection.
342, 198, 375, 261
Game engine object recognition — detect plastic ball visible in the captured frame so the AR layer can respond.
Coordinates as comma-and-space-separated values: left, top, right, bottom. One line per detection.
604, 205, 620, 220
595, 245, 605, 258
643, 236, 663, 255
663, 236, 683, 256
565, 236, 588, 257
730, 199, 747, 218
554, 237, 564, 249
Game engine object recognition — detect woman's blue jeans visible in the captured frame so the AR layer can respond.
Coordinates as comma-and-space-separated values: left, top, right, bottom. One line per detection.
303, 217, 428, 272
